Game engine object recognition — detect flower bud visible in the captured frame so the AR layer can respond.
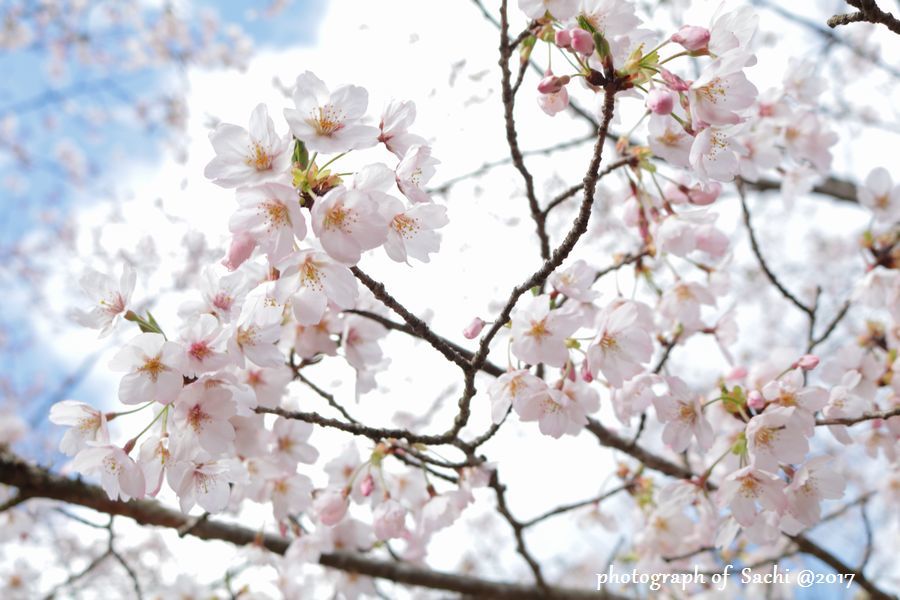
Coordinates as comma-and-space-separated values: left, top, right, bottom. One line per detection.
463, 317, 485, 339
373, 498, 407, 540
580, 360, 593, 383
222, 231, 257, 271
537, 86, 569, 116
726, 366, 748, 381
313, 489, 349, 526
671, 25, 710, 52
747, 390, 765, 410
688, 182, 722, 206
537, 73, 570, 94
660, 68, 690, 92
570, 28, 594, 55
646, 88, 674, 115
555, 29, 571, 48
794, 354, 820, 371
360, 473, 375, 497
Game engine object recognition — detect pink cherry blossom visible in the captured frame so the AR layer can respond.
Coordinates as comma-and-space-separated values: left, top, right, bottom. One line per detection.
378, 100, 425, 158
311, 174, 393, 264
230, 182, 306, 265
646, 89, 675, 115
570, 29, 594, 55
587, 300, 653, 388
462, 317, 485, 340
648, 113, 692, 169
166, 451, 244, 514
70, 264, 136, 337
761, 369, 828, 435
518, 0, 578, 20
109, 333, 186, 405
857, 167, 900, 221
745, 407, 809, 472
172, 382, 237, 455
269, 473, 314, 522
537, 87, 569, 116
689, 125, 742, 182
283, 71, 378, 154
70, 443, 146, 502
382, 200, 449, 264
671, 25, 710, 52
719, 466, 787, 528
272, 417, 319, 469
49, 401, 109, 456
488, 369, 546, 424
275, 250, 358, 325
178, 314, 229, 377
373, 498, 407, 540
515, 379, 599, 438
780, 456, 845, 534
549, 259, 598, 302
203, 103, 291, 188
510, 295, 580, 368
395, 144, 439, 204
314, 489, 350, 526
653, 377, 714, 453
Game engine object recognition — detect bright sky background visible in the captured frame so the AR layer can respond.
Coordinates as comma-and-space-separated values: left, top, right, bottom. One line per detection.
4, 0, 900, 597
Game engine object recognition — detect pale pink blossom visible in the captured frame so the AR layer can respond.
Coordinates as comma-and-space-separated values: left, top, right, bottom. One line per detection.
70, 264, 136, 337
782, 110, 837, 174
823, 371, 868, 444
761, 369, 828, 435
283, 71, 378, 154
857, 167, 900, 221
708, 5, 758, 61
272, 417, 319, 468
203, 103, 291, 188
653, 377, 714, 452
746, 407, 808, 472
395, 144, 439, 204
138, 434, 170, 497
314, 489, 350, 526
719, 466, 787, 527
382, 199, 448, 264
587, 300, 653, 387
570, 28, 594, 54
537, 86, 569, 116
648, 113, 692, 168
311, 170, 393, 264
230, 182, 306, 265
518, 0, 578, 20
70, 444, 146, 502
510, 296, 580, 368
179, 266, 254, 324
780, 456, 845, 534
515, 380, 599, 438
244, 365, 293, 409
378, 100, 425, 158
658, 281, 716, 329
294, 313, 341, 359
269, 473, 314, 522
373, 498, 407, 540
172, 382, 237, 455
178, 314, 229, 377
109, 333, 186, 405
578, 0, 641, 39
611, 374, 660, 424
342, 315, 387, 371
49, 401, 109, 456
275, 250, 358, 325
228, 309, 284, 368
221, 231, 257, 271
549, 259, 598, 302
689, 125, 742, 182
488, 369, 546, 424
167, 452, 244, 513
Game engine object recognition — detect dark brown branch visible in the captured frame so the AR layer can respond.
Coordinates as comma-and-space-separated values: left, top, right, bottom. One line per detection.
0, 450, 617, 599
521, 482, 630, 529
738, 182, 815, 318
815, 406, 900, 426
499, 0, 550, 261
488, 469, 550, 593
542, 156, 636, 216
828, 0, 900, 35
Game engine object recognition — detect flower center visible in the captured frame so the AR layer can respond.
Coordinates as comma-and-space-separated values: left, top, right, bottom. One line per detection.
139, 355, 166, 381
308, 104, 345, 136
246, 143, 273, 171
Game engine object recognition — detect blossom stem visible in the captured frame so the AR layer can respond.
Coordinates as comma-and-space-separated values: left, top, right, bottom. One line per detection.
105, 401, 155, 421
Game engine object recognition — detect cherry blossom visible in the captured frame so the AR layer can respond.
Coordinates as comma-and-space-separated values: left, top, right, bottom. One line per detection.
283, 71, 378, 154
518, 0, 578, 20
719, 466, 788, 528
780, 457, 845, 534
395, 144, 439, 204
382, 200, 449, 264
275, 249, 358, 325
510, 295, 580, 368
745, 407, 808, 472
378, 100, 426, 158
653, 377, 714, 453
203, 103, 292, 188
515, 379, 599, 438
230, 182, 306, 265
49, 401, 109, 456
70, 444, 146, 502
109, 333, 186, 405
488, 369, 546, 424
70, 264, 136, 337
172, 382, 237, 455
857, 167, 900, 222
587, 300, 653, 387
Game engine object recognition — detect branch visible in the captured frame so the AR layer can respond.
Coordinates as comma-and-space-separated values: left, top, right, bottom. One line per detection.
815, 406, 900, 426
521, 482, 631, 529
542, 156, 636, 217
0, 450, 620, 599
828, 0, 900, 35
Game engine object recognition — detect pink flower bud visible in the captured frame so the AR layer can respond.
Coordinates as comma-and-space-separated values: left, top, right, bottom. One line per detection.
570, 29, 594, 55
747, 390, 765, 411
537, 74, 570, 94
671, 25, 710, 52
222, 231, 257, 271
313, 489, 349, 526
688, 182, 722, 205
555, 29, 571, 48
360, 473, 375, 497
646, 88, 675, 115
794, 354, 820, 371
580, 360, 593, 383
660, 68, 690, 92
463, 317, 485, 339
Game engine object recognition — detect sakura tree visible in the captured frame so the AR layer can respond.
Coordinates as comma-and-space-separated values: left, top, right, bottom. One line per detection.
1, 0, 899, 598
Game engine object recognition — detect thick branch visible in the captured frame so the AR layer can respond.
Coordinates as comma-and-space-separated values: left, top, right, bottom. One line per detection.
815, 406, 900, 426
0, 450, 620, 599
828, 0, 900, 35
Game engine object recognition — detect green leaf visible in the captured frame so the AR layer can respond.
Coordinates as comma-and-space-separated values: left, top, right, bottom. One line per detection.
292, 138, 309, 169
